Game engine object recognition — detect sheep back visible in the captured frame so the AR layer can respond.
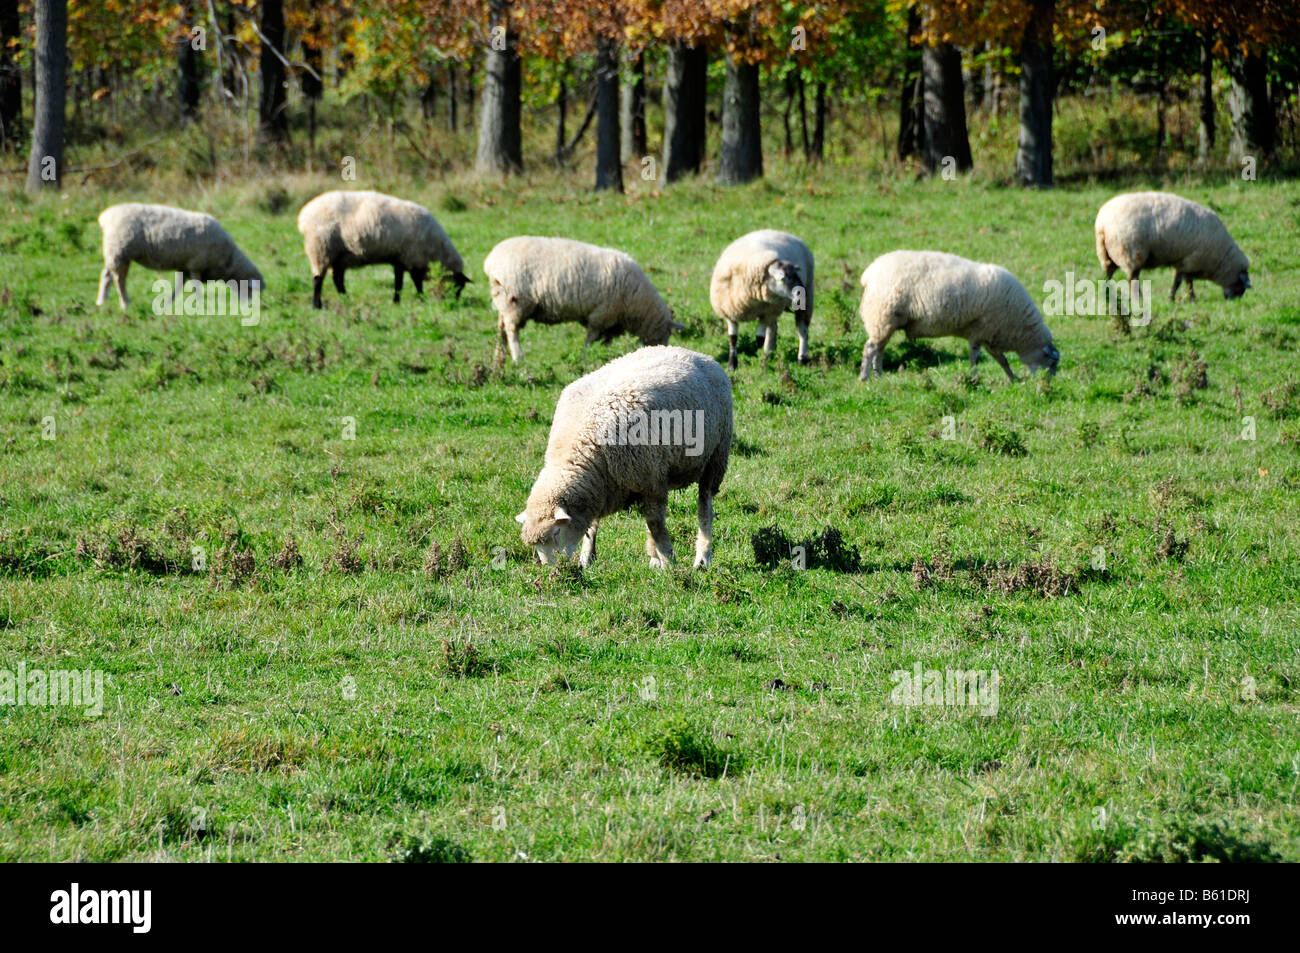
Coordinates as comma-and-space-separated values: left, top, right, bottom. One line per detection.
484, 236, 675, 344
1095, 191, 1248, 287
710, 229, 814, 324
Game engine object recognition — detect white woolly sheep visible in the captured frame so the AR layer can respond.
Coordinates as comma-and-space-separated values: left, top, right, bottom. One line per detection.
1095, 191, 1251, 302
516, 345, 732, 570
483, 236, 682, 362
710, 229, 814, 369
296, 190, 469, 308
96, 203, 263, 310
858, 250, 1059, 382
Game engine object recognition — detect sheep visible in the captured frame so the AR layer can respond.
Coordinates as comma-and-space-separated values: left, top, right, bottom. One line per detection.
710, 229, 814, 369
516, 345, 732, 570
1095, 191, 1251, 303
858, 250, 1059, 382
96, 203, 263, 310
483, 236, 682, 361
296, 190, 470, 308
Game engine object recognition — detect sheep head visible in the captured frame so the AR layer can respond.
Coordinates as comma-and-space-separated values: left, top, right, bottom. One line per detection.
516, 504, 585, 565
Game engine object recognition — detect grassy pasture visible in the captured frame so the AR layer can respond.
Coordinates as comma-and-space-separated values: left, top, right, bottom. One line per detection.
0, 163, 1298, 861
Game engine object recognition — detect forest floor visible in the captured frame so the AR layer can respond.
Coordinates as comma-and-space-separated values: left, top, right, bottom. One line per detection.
1, 163, 1298, 860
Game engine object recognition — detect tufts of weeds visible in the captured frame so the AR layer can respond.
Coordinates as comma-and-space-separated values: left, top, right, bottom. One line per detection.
387, 831, 471, 863
1153, 522, 1191, 562
269, 535, 304, 571
210, 525, 256, 588
1171, 350, 1208, 403
76, 522, 181, 576
422, 537, 469, 579
439, 638, 494, 678
530, 557, 587, 593
978, 559, 1077, 597
1260, 379, 1300, 420
1113, 817, 1281, 863
751, 524, 860, 571
645, 717, 738, 779
978, 421, 1028, 457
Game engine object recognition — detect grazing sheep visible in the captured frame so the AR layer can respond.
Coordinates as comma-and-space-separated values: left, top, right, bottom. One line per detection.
1095, 191, 1251, 302
516, 345, 732, 570
710, 229, 814, 369
296, 190, 470, 308
96, 203, 263, 310
858, 250, 1059, 382
483, 236, 682, 361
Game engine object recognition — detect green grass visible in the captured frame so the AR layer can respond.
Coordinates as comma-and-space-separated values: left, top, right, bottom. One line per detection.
1, 162, 1299, 861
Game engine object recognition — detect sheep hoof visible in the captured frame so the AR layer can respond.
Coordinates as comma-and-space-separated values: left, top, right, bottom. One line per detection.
649, 556, 668, 569
693, 553, 711, 570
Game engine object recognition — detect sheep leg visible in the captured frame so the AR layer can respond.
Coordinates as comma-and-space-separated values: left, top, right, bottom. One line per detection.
311, 274, 325, 309
96, 268, 111, 307
1186, 278, 1195, 301
969, 342, 982, 372
332, 267, 347, 296
393, 264, 404, 304
411, 269, 426, 298
502, 317, 524, 362
694, 485, 714, 569
112, 263, 130, 309
641, 497, 674, 568
795, 316, 810, 364
1170, 271, 1183, 302
583, 326, 601, 348
860, 339, 882, 381
761, 318, 778, 356
726, 320, 739, 370
990, 349, 1017, 382
1128, 271, 1141, 312
580, 520, 599, 568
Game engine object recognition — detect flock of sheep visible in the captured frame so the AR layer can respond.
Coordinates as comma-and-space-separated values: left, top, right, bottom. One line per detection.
92, 188, 1251, 568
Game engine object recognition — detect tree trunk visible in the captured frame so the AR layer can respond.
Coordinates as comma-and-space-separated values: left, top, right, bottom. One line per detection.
1016, 0, 1054, 187
475, 0, 522, 175
595, 36, 623, 191
555, 63, 567, 162
661, 40, 707, 182
797, 73, 809, 157
782, 72, 795, 157
1197, 35, 1214, 163
25, 0, 66, 193
302, 14, 323, 151
897, 5, 922, 160
0, 0, 23, 150
620, 49, 646, 163
177, 5, 201, 123
258, 0, 288, 143
718, 54, 761, 184
811, 80, 826, 162
448, 61, 458, 132
1228, 48, 1274, 162
922, 43, 972, 173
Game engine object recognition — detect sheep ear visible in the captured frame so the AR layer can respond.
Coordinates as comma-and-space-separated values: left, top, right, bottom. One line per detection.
515, 511, 527, 525
553, 506, 571, 525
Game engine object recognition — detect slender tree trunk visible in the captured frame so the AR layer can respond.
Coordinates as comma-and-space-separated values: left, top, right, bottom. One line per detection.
475, 0, 522, 174
1228, 48, 1275, 162
718, 51, 761, 184
448, 62, 458, 132
782, 72, 795, 157
797, 73, 809, 158
661, 40, 707, 182
1016, 0, 1054, 187
1154, 39, 1167, 157
595, 36, 623, 191
897, 5, 922, 160
258, 0, 288, 143
922, 42, 972, 173
0, 0, 21, 151
302, 13, 323, 152
26, 0, 65, 193
1197, 35, 1215, 163
811, 80, 826, 162
177, 6, 201, 123
555, 64, 567, 162
620, 50, 646, 163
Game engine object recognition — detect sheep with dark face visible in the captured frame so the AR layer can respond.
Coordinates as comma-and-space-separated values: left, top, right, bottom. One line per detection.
517, 346, 732, 570
858, 250, 1059, 382
709, 229, 814, 369
297, 190, 469, 308
1095, 191, 1251, 302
